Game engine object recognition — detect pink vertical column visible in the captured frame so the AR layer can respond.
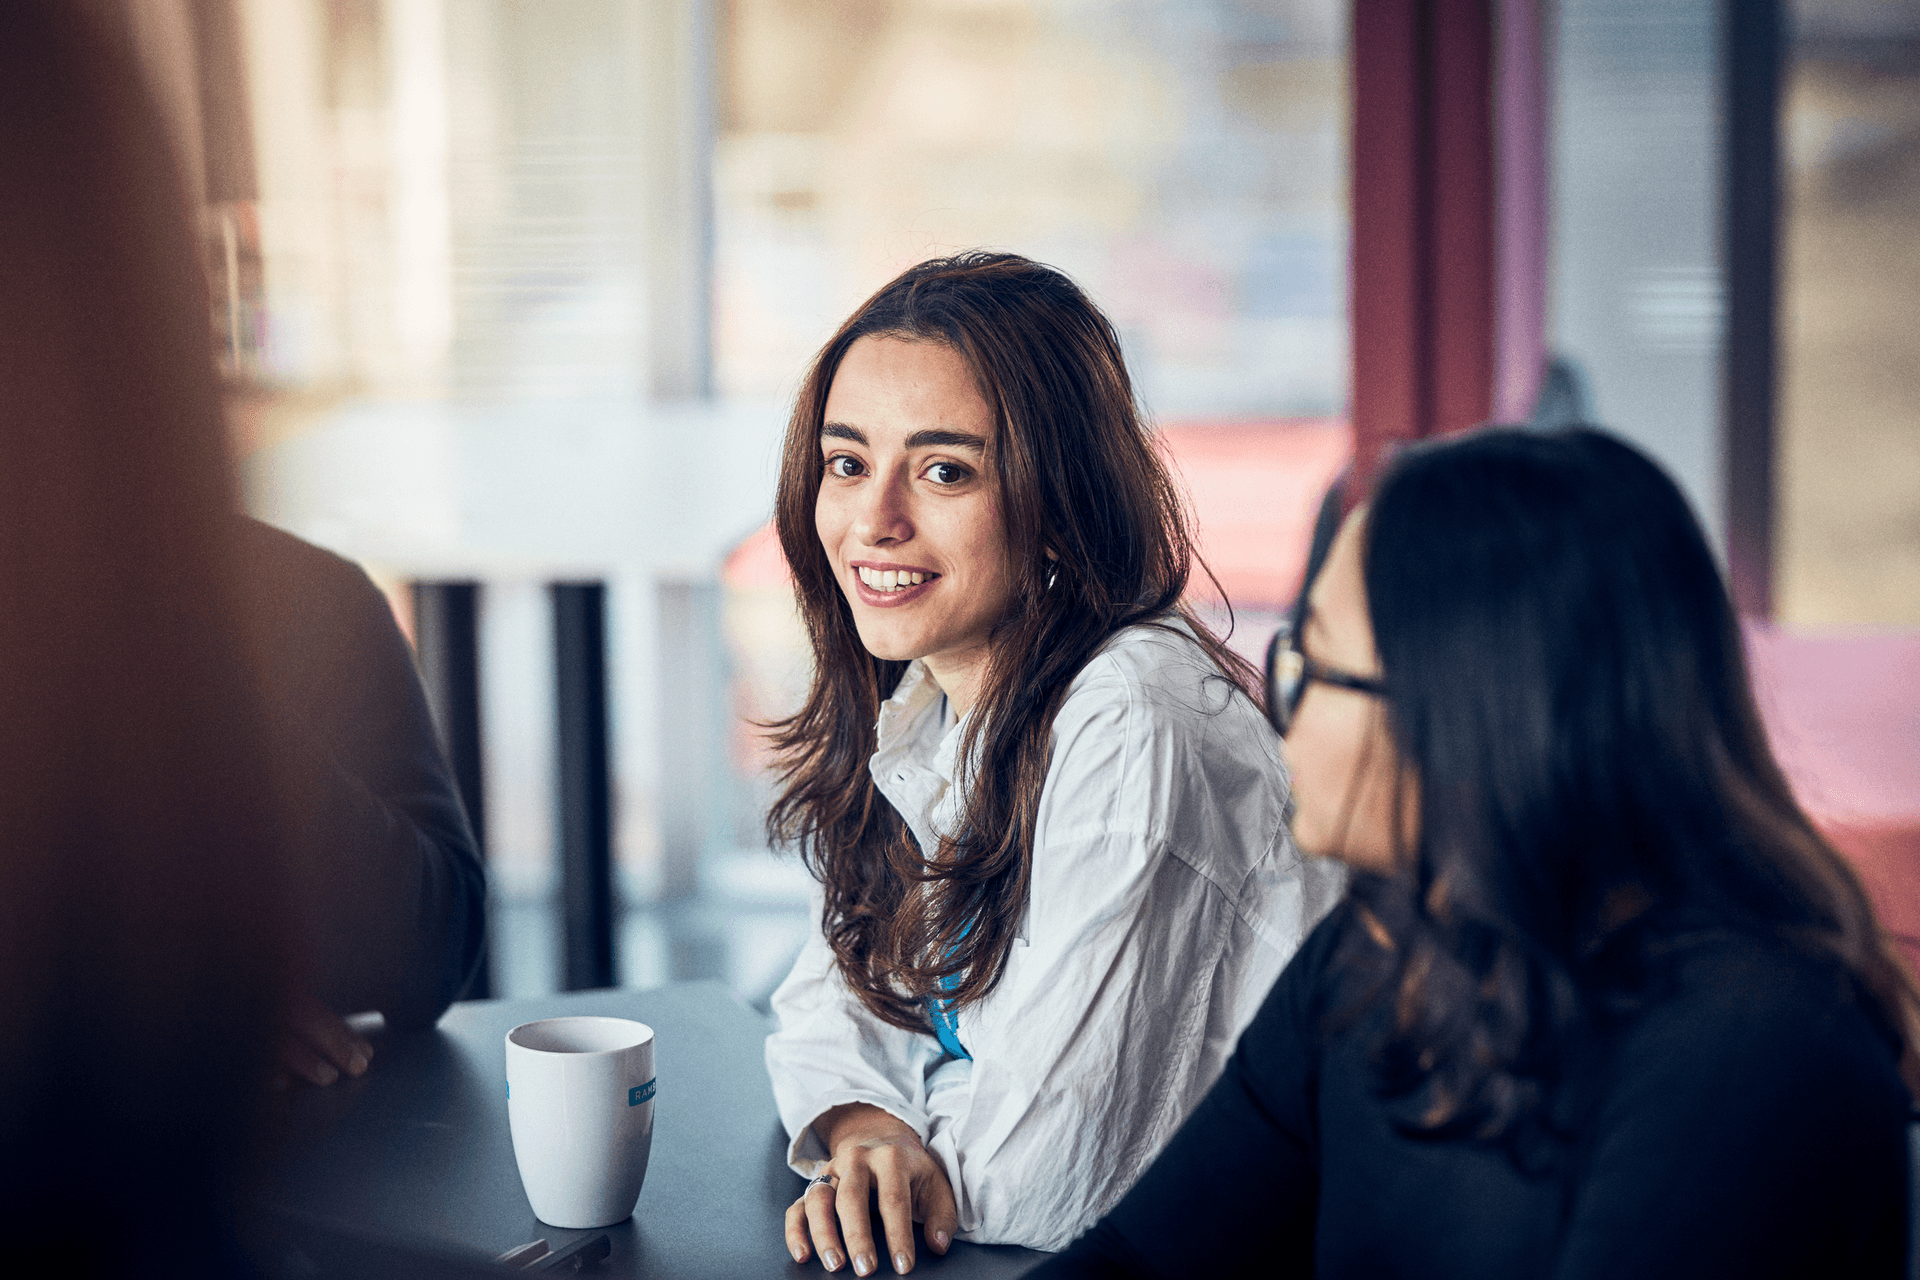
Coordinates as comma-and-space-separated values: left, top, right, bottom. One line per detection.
1492, 0, 1550, 424
1351, 0, 1430, 488
1432, 0, 1496, 442
1351, 0, 1496, 490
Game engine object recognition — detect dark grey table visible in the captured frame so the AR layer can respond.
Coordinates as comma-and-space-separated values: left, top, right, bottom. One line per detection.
254, 981, 1050, 1279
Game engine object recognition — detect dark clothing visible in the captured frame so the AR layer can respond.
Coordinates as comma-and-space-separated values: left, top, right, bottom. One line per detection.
237, 519, 485, 1028
1034, 901, 1910, 1279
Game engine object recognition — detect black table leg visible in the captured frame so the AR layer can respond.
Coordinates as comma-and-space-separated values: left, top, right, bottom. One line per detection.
552, 581, 615, 991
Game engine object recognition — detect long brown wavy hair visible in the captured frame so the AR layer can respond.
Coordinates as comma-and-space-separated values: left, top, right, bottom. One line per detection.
766, 252, 1257, 1033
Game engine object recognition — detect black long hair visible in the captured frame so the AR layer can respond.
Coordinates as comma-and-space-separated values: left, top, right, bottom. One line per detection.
1340, 426, 1918, 1140
765, 252, 1255, 1032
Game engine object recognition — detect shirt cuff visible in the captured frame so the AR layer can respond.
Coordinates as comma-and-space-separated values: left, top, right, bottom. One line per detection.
786, 1092, 934, 1176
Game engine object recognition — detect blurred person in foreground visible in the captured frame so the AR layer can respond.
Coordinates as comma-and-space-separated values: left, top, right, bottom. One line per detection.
0, 7, 487, 1269
1031, 426, 1917, 1279
100, 16, 485, 1089
0, 2, 294, 1269
763, 253, 1346, 1271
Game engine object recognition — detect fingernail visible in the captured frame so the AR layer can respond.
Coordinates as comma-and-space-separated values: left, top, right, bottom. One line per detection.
894, 1251, 911, 1273
790, 1243, 806, 1263
350, 1053, 369, 1076
932, 1229, 950, 1250
854, 1254, 875, 1276
823, 1249, 843, 1271
314, 1063, 339, 1086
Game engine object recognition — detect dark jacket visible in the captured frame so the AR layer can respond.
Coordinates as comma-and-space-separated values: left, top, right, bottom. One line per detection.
1035, 899, 1910, 1279
237, 518, 485, 1028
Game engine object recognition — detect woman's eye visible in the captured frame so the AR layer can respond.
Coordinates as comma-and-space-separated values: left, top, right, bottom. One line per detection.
825, 455, 865, 479
925, 462, 969, 486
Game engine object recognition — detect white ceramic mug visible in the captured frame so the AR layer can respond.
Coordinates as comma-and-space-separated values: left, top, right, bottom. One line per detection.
505, 1016, 656, 1228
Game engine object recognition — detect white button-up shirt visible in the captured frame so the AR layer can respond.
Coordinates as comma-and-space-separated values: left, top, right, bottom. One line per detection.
764, 621, 1347, 1251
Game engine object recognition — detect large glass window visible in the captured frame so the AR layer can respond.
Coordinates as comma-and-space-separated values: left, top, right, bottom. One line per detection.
1778, 3, 1920, 625
716, 0, 1348, 417
225, 0, 1350, 1002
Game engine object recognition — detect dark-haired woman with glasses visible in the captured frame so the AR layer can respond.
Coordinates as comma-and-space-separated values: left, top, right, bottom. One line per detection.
1032, 425, 1917, 1279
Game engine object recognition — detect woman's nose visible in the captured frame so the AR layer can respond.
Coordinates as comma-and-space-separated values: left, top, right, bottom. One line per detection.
851, 473, 913, 546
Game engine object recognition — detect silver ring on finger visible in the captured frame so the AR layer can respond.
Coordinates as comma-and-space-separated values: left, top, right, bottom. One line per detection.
806, 1173, 837, 1192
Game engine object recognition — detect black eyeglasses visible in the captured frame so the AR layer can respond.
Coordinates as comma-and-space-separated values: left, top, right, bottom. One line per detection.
1263, 618, 1389, 737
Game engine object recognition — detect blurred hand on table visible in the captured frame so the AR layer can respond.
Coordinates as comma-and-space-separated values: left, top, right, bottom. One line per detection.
275, 992, 373, 1088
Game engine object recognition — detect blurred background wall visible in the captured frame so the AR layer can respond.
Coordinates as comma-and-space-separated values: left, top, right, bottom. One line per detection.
1777, 0, 1920, 625
104, 0, 1920, 1003
160, 0, 1352, 1004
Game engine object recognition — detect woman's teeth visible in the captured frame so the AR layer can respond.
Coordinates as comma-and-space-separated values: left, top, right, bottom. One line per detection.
857, 566, 931, 592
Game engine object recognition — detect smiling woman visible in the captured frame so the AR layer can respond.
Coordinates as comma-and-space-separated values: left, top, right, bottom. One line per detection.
760, 252, 1346, 1271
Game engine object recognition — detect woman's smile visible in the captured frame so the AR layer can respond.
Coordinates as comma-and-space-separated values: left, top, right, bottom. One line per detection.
852, 561, 940, 601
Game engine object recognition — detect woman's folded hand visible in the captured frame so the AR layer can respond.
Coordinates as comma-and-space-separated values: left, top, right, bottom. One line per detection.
785, 1102, 959, 1275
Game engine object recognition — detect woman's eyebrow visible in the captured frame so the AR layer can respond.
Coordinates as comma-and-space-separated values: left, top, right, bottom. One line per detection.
904, 428, 986, 452
822, 422, 866, 444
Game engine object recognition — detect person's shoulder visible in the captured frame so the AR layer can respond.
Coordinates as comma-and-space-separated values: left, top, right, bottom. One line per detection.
1050, 617, 1282, 810
1081, 615, 1216, 672
234, 517, 384, 602
1577, 928, 1912, 1251
1612, 929, 1907, 1102
1062, 618, 1253, 724
1658, 929, 1887, 1026
231, 518, 407, 671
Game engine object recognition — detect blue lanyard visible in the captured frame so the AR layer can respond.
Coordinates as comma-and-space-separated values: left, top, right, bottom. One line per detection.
925, 695, 972, 1060
928, 971, 971, 1061
928, 896, 972, 1060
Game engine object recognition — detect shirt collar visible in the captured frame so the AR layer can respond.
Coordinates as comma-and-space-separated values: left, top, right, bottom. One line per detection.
875, 660, 942, 749
874, 660, 972, 785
